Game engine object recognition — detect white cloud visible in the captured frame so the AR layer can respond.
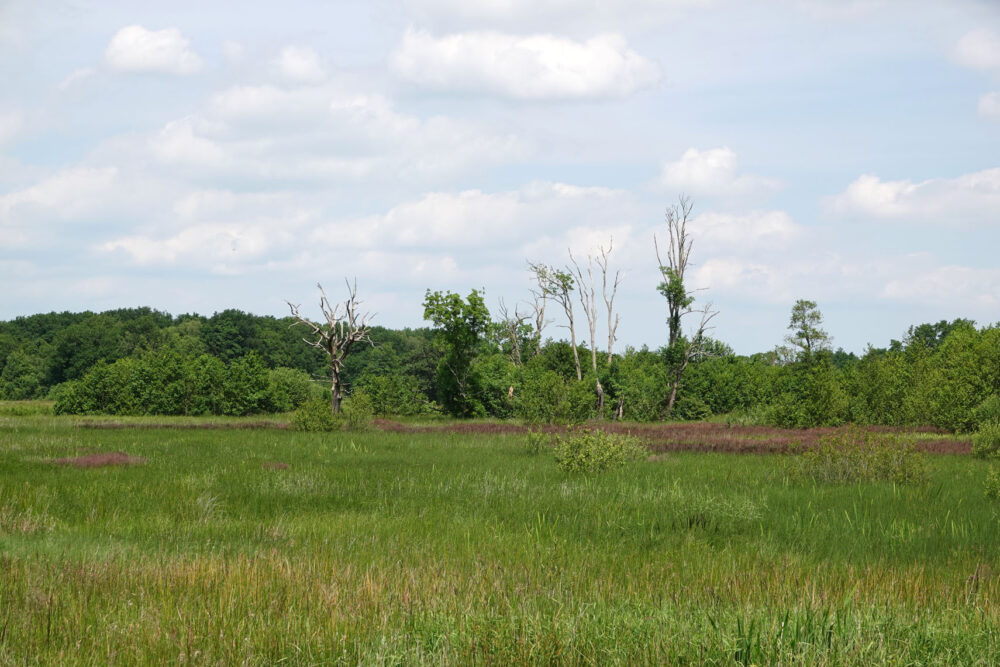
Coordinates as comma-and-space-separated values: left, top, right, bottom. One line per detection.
883, 265, 1000, 308
390, 29, 661, 99
0, 167, 118, 221
954, 29, 1000, 71
104, 25, 203, 75
825, 168, 1000, 223
150, 82, 527, 182
979, 92, 1000, 120
692, 210, 802, 249
657, 147, 782, 197
274, 46, 326, 83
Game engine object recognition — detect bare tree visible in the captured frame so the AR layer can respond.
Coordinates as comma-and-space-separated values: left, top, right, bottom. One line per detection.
654, 196, 695, 348
527, 268, 551, 357
569, 249, 605, 414
529, 262, 582, 381
595, 240, 623, 366
286, 280, 374, 415
496, 298, 528, 366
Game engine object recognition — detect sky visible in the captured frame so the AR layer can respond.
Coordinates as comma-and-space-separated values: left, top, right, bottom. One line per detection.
1, 0, 998, 355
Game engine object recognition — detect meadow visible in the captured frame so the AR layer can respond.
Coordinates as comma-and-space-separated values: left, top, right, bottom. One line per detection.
0, 404, 998, 664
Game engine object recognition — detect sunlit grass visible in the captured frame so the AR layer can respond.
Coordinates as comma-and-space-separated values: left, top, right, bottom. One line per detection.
0, 413, 998, 664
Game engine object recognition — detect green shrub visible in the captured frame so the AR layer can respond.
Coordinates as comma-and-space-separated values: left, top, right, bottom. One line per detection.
673, 395, 711, 421
341, 393, 374, 431
986, 467, 1000, 500
266, 367, 318, 413
356, 373, 427, 417
788, 429, 928, 484
972, 395, 1000, 429
291, 398, 340, 432
972, 422, 1000, 459
552, 429, 646, 474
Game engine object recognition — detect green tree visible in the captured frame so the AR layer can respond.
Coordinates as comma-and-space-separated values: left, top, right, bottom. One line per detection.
786, 299, 830, 359
423, 289, 491, 417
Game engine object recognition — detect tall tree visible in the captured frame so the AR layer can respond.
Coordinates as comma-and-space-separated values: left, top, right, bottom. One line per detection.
569, 249, 605, 414
655, 196, 695, 348
654, 196, 718, 414
423, 289, 491, 417
287, 281, 374, 414
785, 299, 830, 359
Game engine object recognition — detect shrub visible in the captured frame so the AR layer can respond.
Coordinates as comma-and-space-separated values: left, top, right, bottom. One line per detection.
356, 373, 427, 417
291, 398, 340, 432
552, 429, 646, 474
673, 395, 712, 421
341, 393, 374, 431
266, 367, 318, 413
986, 467, 1000, 500
787, 429, 928, 484
972, 395, 1000, 429
972, 422, 1000, 459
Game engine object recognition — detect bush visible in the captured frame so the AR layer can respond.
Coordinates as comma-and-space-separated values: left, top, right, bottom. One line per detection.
356, 373, 427, 417
787, 429, 928, 485
266, 367, 318, 413
972, 422, 1000, 459
973, 395, 1000, 429
291, 398, 340, 432
673, 394, 711, 421
341, 393, 373, 431
552, 429, 647, 474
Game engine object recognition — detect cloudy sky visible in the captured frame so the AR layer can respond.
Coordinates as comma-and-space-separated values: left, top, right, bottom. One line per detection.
1, 0, 998, 354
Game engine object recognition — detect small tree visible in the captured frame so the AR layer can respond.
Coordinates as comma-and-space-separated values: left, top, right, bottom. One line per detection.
786, 299, 830, 359
287, 280, 374, 415
423, 289, 491, 417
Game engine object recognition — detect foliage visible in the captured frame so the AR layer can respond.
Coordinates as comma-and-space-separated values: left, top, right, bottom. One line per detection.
423, 289, 492, 417
356, 372, 428, 417
787, 430, 928, 485
524, 429, 551, 455
291, 398, 340, 432
765, 354, 848, 428
673, 394, 712, 421
552, 428, 647, 473
340, 393, 374, 430
972, 395, 1000, 429
266, 367, 320, 413
785, 299, 830, 358
972, 422, 1000, 459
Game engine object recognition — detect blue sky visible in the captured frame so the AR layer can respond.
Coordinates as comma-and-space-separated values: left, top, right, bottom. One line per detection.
1, 0, 998, 354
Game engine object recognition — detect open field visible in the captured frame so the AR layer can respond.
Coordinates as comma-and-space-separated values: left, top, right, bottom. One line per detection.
1, 413, 998, 664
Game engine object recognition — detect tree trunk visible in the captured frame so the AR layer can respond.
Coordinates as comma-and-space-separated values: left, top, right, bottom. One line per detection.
569, 322, 582, 381
595, 377, 605, 417
330, 367, 343, 414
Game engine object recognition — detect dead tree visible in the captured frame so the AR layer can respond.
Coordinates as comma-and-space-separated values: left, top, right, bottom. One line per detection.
287, 280, 374, 415
595, 240, 623, 366
527, 268, 551, 357
654, 196, 695, 348
569, 249, 605, 415
496, 298, 528, 366
529, 261, 582, 381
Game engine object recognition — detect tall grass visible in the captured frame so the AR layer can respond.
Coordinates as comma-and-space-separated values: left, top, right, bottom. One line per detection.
0, 414, 998, 663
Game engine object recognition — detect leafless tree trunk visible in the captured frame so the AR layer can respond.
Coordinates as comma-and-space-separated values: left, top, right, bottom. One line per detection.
654, 196, 695, 348
595, 240, 623, 366
529, 262, 582, 381
528, 273, 550, 357
287, 280, 374, 414
569, 249, 605, 416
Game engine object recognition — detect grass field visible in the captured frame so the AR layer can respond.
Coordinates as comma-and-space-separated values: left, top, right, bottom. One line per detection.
1, 410, 998, 664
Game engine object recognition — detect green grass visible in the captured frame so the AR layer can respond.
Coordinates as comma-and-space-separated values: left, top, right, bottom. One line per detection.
1, 414, 999, 664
